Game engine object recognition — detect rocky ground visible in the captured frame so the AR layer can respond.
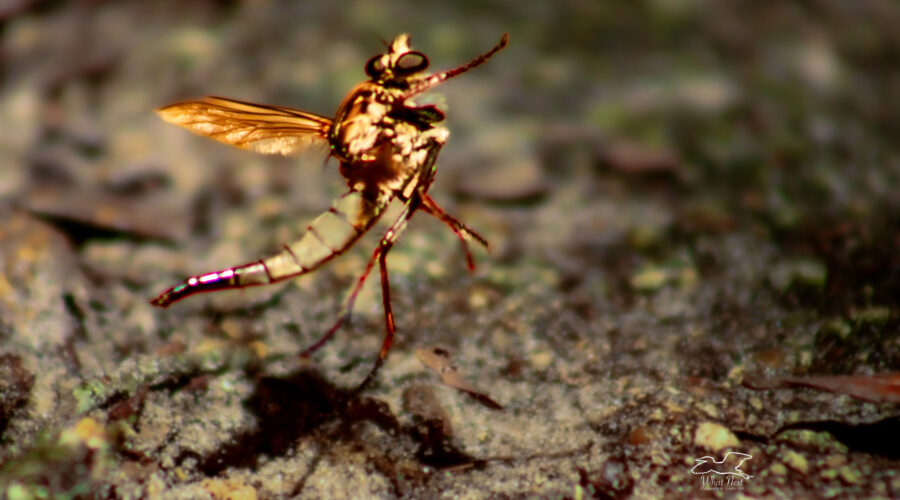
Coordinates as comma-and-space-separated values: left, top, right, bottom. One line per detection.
1, 1, 899, 498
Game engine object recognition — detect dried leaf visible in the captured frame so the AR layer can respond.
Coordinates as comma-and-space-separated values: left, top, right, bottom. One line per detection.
743, 373, 900, 404
415, 346, 503, 410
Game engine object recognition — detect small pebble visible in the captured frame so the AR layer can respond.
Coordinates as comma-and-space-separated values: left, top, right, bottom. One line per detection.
783, 450, 808, 474
630, 266, 668, 292
530, 350, 554, 370
694, 421, 739, 451
838, 465, 861, 485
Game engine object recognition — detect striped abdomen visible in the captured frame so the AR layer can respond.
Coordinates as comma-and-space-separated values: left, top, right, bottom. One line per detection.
151, 189, 387, 307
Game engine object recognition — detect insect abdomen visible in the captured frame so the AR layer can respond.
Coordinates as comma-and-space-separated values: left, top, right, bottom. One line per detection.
151, 190, 385, 308
265, 190, 377, 277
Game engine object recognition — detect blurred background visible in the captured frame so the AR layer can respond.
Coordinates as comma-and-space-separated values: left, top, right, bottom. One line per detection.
1, 0, 899, 497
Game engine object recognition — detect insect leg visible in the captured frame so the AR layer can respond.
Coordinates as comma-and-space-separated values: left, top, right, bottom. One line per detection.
421, 194, 489, 246
355, 235, 399, 392
300, 197, 416, 363
406, 33, 509, 98
420, 194, 489, 271
298, 243, 381, 357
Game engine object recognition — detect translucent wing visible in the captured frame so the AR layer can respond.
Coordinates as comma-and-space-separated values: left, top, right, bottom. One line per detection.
156, 96, 332, 155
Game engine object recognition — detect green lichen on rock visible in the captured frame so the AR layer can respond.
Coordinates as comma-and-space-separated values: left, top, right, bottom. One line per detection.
73, 379, 112, 414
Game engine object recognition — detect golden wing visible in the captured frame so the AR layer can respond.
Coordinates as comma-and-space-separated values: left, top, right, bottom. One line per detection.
156, 96, 332, 155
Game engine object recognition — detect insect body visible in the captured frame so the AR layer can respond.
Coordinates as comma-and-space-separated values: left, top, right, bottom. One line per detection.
152, 33, 508, 388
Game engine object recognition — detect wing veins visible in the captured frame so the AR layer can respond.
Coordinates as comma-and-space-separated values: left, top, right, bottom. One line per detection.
157, 96, 333, 155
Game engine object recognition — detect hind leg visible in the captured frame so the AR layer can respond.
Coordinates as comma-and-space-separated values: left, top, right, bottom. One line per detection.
300, 197, 417, 391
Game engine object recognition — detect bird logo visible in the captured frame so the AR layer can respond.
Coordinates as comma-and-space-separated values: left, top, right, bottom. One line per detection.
688, 452, 754, 480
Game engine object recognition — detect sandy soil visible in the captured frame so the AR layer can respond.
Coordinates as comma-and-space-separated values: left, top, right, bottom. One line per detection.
1, 1, 899, 498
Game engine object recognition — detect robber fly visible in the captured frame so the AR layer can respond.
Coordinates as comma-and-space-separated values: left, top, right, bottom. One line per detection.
151, 33, 509, 389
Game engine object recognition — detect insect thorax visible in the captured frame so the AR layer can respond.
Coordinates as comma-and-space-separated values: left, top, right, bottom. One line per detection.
330, 83, 448, 195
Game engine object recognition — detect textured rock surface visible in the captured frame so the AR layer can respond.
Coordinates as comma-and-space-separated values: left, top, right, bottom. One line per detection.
1, 1, 899, 498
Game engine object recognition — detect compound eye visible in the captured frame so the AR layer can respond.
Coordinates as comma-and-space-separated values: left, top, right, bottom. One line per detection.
365, 56, 386, 78
395, 51, 428, 75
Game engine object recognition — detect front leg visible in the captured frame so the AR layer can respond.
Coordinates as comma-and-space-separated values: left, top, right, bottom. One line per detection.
421, 194, 489, 272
